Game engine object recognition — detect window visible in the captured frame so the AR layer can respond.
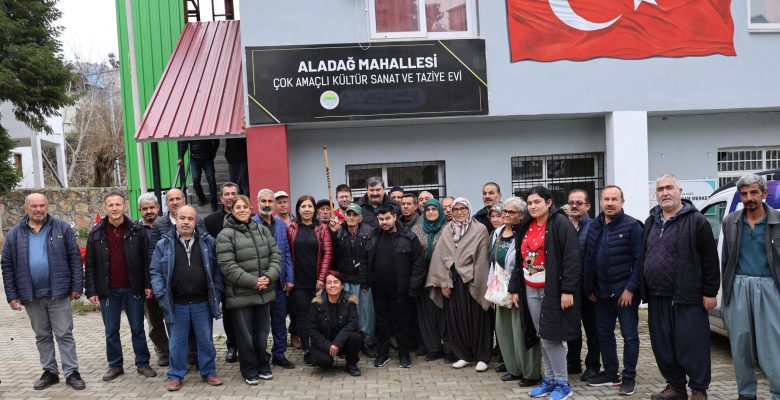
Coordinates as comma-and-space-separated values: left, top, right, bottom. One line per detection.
346, 160, 446, 199
717, 146, 780, 186
368, 0, 476, 39
511, 153, 604, 217
748, 0, 780, 32
701, 201, 727, 244
13, 153, 22, 174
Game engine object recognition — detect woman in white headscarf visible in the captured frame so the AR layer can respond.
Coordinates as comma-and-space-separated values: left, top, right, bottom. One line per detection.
426, 197, 493, 372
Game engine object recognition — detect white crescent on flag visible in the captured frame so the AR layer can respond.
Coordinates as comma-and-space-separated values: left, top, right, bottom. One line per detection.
548, 0, 658, 31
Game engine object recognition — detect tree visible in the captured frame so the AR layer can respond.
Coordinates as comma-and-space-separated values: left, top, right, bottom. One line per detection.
0, 0, 74, 194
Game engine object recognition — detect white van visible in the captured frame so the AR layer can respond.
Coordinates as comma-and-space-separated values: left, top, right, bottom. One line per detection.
698, 171, 780, 335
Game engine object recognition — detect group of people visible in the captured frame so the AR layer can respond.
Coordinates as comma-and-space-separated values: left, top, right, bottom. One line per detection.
1, 173, 778, 400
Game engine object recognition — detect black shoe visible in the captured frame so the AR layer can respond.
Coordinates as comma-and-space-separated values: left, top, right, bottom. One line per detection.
399, 353, 412, 368
580, 368, 599, 382
226, 347, 238, 363
303, 352, 315, 366
443, 352, 458, 363
344, 363, 361, 376
157, 353, 169, 367
619, 376, 636, 396
501, 373, 521, 382
737, 396, 757, 400
65, 371, 85, 390
258, 364, 273, 380
361, 344, 376, 358
374, 355, 390, 368
495, 363, 507, 373
588, 372, 621, 387
272, 357, 296, 369
33, 371, 59, 390
519, 377, 540, 387
425, 350, 443, 362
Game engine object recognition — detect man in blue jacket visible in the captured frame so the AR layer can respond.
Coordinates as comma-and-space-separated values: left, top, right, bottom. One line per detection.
1, 193, 86, 391
253, 188, 296, 369
582, 185, 644, 396
149, 205, 224, 391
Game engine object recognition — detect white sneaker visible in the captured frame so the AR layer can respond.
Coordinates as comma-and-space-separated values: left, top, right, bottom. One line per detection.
452, 360, 472, 369
475, 361, 489, 372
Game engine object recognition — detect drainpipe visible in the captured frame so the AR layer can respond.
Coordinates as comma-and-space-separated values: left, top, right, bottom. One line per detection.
124, 0, 149, 198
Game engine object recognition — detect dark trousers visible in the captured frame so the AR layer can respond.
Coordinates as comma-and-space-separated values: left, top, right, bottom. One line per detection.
222, 294, 235, 349
230, 304, 271, 379
648, 295, 711, 391
190, 158, 218, 207
228, 161, 249, 196
144, 297, 169, 356
374, 292, 412, 357
269, 281, 289, 360
309, 332, 363, 367
288, 294, 298, 336
595, 296, 639, 378
567, 294, 600, 371
291, 288, 317, 350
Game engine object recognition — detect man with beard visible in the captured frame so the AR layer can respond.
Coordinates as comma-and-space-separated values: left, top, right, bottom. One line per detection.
204, 183, 240, 363
333, 184, 353, 225
473, 182, 501, 233
253, 189, 296, 369
356, 177, 401, 229
720, 174, 780, 400
137, 193, 170, 367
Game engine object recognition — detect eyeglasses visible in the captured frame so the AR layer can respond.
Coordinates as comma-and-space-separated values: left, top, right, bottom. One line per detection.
501, 210, 519, 215
452, 207, 469, 213
567, 201, 588, 207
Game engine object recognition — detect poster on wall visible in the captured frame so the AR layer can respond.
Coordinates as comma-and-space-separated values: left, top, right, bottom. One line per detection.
245, 39, 488, 125
506, 0, 736, 62
647, 179, 718, 209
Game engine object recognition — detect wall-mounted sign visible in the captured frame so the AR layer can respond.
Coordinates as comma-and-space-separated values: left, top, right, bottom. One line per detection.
245, 39, 488, 125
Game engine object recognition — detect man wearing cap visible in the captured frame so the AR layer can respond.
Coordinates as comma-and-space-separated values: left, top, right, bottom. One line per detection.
389, 187, 405, 204
356, 177, 401, 229
331, 203, 377, 356
274, 191, 294, 228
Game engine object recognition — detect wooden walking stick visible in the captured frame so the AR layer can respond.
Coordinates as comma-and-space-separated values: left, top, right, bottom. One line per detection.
323, 146, 334, 219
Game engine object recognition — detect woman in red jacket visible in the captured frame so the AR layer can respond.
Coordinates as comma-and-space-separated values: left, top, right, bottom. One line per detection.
287, 195, 333, 363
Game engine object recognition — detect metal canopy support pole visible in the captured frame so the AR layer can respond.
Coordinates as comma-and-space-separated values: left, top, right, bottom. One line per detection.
150, 142, 163, 215
125, 0, 150, 200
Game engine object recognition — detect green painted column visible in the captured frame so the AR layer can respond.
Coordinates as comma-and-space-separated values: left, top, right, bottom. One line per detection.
115, 0, 185, 218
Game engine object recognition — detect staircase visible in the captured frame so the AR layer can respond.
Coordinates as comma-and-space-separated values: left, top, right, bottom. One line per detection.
183, 139, 231, 216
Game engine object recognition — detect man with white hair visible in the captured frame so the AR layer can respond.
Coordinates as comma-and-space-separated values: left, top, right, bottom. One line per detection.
137, 192, 169, 367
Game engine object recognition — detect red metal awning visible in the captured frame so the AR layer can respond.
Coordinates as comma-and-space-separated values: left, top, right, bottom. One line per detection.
135, 21, 244, 142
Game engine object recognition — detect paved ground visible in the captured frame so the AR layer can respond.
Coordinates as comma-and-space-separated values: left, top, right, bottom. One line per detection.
0, 292, 771, 400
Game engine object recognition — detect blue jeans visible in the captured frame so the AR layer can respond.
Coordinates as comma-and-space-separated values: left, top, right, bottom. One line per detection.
595, 296, 640, 378
100, 288, 150, 368
345, 282, 375, 346
190, 158, 217, 206
168, 301, 217, 380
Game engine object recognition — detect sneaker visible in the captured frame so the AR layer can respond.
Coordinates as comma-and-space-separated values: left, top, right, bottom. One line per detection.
245, 376, 260, 385
529, 377, 555, 398
399, 353, 412, 368
102, 367, 124, 381
33, 371, 59, 390
580, 368, 599, 382
550, 381, 573, 400
65, 371, 85, 390
690, 390, 707, 400
374, 355, 390, 368
452, 359, 472, 369
475, 361, 489, 372
651, 385, 689, 400
619, 376, 636, 396
136, 364, 157, 378
344, 363, 361, 376
588, 372, 621, 387
258, 364, 273, 380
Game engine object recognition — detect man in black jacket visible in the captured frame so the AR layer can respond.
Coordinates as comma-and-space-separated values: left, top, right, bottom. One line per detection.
203, 182, 239, 363
356, 176, 400, 229
643, 174, 719, 400
360, 205, 426, 369
178, 139, 220, 211
473, 182, 501, 233
85, 193, 157, 381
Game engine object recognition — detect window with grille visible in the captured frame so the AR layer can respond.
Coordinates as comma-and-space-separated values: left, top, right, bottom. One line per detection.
346, 160, 446, 200
511, 153, 604, 217
717, 147, 780, 186
368, 0, 477, 39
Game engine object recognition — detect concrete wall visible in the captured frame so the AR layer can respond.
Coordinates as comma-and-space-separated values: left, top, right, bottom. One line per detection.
286, 118, 605, 204
240, 1, 780, 117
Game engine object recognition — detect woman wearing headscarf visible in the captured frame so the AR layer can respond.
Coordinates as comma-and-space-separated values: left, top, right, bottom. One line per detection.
410, 199, 453, 362
491, 197, 541, 387
426, 197, 493, 372
509, 186, 581, 400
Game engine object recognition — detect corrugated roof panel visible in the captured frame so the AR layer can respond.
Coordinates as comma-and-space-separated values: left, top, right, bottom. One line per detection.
135, 20, 244, 142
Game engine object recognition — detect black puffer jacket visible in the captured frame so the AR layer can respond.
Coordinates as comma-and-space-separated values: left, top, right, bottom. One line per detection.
85, 216, 150, 298
359, 222, 426, 298
307, 290, 359, 351
509, 207, 582, 342
332, 222, 373, 284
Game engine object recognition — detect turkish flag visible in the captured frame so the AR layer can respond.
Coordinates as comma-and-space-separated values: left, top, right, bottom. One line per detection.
507, 0, 736, 62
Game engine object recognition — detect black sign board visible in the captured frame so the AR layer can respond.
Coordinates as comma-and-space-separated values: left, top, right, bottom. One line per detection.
245, 39, 487, 125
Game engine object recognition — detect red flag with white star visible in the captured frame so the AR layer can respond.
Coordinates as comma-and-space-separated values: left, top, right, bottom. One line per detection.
507, 0, 736, 62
